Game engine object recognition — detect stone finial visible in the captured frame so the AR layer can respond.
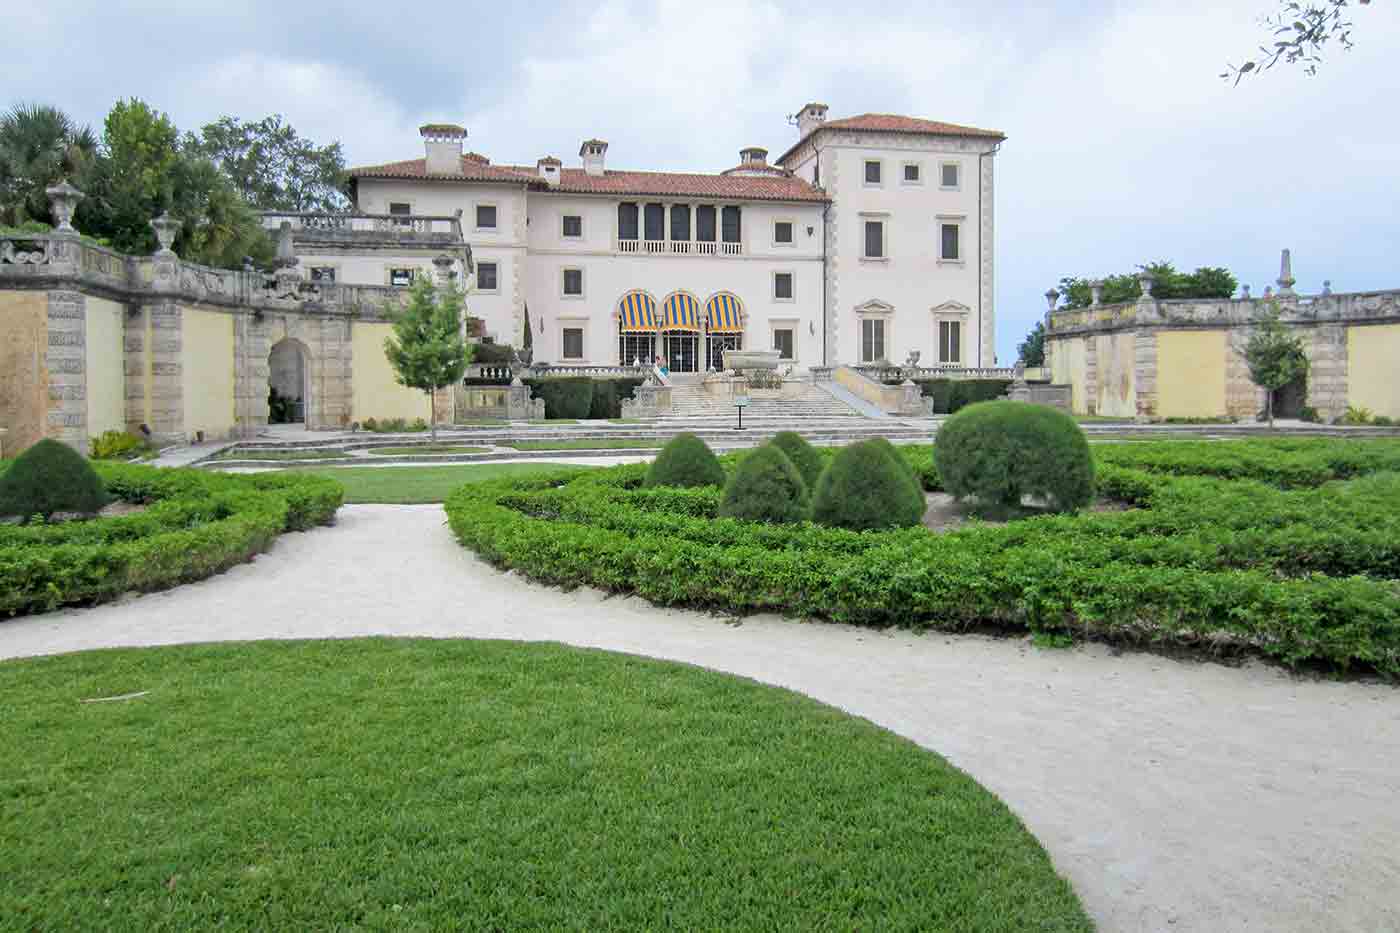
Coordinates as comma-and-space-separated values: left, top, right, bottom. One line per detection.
273, 221, 298, 269
1321, 280, 1332, 296
1044, 288, 1059, 311
1136, 271, 1155, 302
1263, 285, 1274, 298
1276, 248, 1297, 296
45, 179, 85, 233
1088, 279, 1104, 307
1241, 284, 1251, 299
150, 211, 180, 255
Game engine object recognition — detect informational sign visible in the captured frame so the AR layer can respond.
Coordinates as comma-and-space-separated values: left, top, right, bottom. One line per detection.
734, 396, 751, 408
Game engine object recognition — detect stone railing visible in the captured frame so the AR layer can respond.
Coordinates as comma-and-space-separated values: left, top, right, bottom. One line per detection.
834, 366, 928, 416
614, 238, 743, 257
528, 364, 651, 379
1047, 288, 1400, 337
852, 364, 1017, 382
261, 211, 465, 241
464, 363, 517, 384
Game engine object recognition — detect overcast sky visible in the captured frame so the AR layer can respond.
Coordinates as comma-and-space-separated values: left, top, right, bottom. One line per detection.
5, 0, 1396, 362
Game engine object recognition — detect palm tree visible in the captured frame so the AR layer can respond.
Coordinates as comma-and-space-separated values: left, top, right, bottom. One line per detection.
0, 104, 98, 227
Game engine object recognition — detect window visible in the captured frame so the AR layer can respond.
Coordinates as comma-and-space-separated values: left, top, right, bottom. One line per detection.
477, 261, 498, 292
774, 220, 794, 245
773, 272, 794, 301
864, 160, 882, 185
773, 327, 795, 361
389, 202, 411, 227
389, 267, 415, 287
644, 203, 664, 241
670, 204, 691, 241
861, 318, 886, 363
940, 223, 960, 261
562, 268, 583, 297
696, 205, 717, 242
721, 206, 742, 243
903, 163, 921, 184
562, 327, 584, 360
308, 266, 335, 283
562, 215, 582, 238
941, 163, 960, 189
863, 220, 885, 259
476, 204, 497, 230
618, 203, 639, 240
939, 320, 962, 364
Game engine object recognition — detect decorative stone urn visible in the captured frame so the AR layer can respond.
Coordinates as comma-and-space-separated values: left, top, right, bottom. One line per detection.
45, 180, 85, 233
150, 212, 181, 255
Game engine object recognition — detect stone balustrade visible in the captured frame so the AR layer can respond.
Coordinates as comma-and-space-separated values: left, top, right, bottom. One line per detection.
852, 364, 1017, 382
260, 211, 465, 241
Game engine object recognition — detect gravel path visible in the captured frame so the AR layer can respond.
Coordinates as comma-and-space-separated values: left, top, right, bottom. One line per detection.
2, 505, 1397, 932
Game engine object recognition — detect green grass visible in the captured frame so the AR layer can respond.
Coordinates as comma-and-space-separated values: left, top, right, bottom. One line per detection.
505, 439, 660, 451
211, 447, 349, 462
0, 640, 1090, 931
450, 419, 509, 427
365, 445, 491, 457
609, 418, 646, 424
279, 462, 594, 503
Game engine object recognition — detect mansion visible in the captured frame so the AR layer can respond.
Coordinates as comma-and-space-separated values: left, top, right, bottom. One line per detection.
283, 104, 1006, 373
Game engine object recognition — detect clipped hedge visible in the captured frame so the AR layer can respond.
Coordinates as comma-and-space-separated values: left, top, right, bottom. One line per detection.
0, 439, 108, 519
522, 377, 646, 419
770, 431, 825, 491
588, 378, 645, 420
719, 444, 810, 524
0, 463, 342, 616
446, 438, 1400, 676
936, 401, 1094, 513
812, 439, 926, 531
645, 433, 725, 488
885, 379, 1013, 414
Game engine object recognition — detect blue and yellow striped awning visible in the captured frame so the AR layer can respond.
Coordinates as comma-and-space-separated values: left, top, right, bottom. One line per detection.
618, 292, 657, 331
705, 293, 744, 333
661, 292, 701, 331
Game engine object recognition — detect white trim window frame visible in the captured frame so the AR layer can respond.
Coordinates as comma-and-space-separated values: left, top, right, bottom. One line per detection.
561, 266, 585, 299
772, 270, 796, 303
561, 213, 584, 240
858, 316, 887, 364
769, 318, 799, 362
901, 161, 923, 185
860, 212, 890, 262
386, 265, 418, 287
937, 318, 963, 365
936, 214, 966, 264
939, 161, 962, 191
863, 158, 884, 187
307, 264, 339, 284
475, 260, 501, 294
772, 218, 796, 248
559, 320, 588, 362
475, 202, 499, 232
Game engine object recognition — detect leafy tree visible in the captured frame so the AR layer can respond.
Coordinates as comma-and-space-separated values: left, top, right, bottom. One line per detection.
187, 115, 348, 212
1017, 321, 1046, 367
1243, 303, 1310, 427
0, 104, 98, 226
1224, 0, 1371, 84
1057, 262, 1238, 309
383, 274, 473, 441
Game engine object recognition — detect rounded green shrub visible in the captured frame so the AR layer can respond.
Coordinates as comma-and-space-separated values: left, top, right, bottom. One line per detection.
0, 438, 108, 520
718, 444, 810, 524
811, 439, 926, 531
770, 431, 824, 491
934, 400, 1094, 513
645, 433, 725, 488
862, 437, 925, 503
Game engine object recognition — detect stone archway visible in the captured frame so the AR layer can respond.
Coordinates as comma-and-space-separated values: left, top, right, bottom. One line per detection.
268, 338, 311, 424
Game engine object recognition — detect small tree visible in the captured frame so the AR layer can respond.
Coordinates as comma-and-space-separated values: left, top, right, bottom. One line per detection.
1243, 303, 1309, 427
521, 304, 533, 364
384, 274, 472, 441
1017, 321, 1046, 367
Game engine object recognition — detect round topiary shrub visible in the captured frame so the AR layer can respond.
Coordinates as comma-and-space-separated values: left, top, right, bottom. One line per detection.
862, 437, 926, 499
0, 438, 108, 520
934, 400, 1094, 513
718, 444, 810, 524
645, 433, 725, 488
811, 439, 926, 531
770, 431, 824, 491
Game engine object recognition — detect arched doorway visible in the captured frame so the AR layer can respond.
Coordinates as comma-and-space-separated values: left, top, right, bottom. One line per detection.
268, 338, 310, 424
616, 290, 657, 366
704, 292, 745, 371
660, 291, 701, 373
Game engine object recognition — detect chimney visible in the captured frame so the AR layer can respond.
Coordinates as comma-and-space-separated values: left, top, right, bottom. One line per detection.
537, 156, 561, 186
580, 139, 608, 177
796, 102, 828, 139
421, 124, 466, 175
739, 146, 768, 168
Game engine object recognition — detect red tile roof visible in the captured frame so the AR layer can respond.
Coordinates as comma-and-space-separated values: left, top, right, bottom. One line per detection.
775, 113, 1005, 164
348, 157, 828, 203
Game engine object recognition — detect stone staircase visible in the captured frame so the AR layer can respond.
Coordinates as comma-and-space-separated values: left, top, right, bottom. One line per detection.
664, 382, 864, 421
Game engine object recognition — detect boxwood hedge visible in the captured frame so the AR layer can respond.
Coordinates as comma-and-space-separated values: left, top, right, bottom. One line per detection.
0, 462, 342, 616
446, 438, 1400, 676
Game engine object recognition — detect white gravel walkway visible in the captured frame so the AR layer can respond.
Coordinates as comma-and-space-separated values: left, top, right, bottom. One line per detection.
2, 505, 1397, 933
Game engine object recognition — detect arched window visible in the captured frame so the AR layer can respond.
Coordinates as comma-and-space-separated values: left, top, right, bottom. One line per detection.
616, 290, 657, 366
704, 292, 745, 372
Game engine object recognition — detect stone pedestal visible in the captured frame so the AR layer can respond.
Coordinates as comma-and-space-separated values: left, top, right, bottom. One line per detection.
620, 384, 672, 418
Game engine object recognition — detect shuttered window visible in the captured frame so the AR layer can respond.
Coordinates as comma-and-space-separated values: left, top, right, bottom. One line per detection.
618, 203, 639, 240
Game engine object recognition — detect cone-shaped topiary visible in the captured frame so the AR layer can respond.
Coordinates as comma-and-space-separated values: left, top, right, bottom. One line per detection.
0, 438, 108, 520
861, 436, 926, 504
811, 439, 926, 531
718, 443, 810, 524
770, 431, 824, 491
934, 400, 1094, 513
644, 432, 726, 488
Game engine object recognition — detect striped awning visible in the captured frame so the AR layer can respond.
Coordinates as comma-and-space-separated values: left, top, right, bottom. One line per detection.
705, 293, 744, 333
618, 292, 657, 331
660, 292, 701, 331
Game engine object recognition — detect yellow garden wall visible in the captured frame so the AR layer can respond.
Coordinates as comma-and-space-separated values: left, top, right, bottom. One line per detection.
1347, 324, 1400, 418
0, 291, 47, 454
1157, 331, 1227, 418
85, 297, 126, 437
1051, 336, 1088, 413
351, 322, 431, 422
1095, 332, 1137, 418
182, 308, 236, 440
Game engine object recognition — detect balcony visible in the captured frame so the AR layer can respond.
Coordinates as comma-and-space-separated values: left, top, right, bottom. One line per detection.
615, 237, 743, 257
260, 211, 465, 247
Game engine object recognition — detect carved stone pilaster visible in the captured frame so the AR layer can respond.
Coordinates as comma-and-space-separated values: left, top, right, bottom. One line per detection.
1133, 329, 1158, 421
46, 291, 87, 450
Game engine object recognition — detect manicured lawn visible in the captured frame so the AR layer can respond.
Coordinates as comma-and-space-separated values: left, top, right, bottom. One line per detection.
0, 640, 1090, 931
281, 462, 594, 503
211, 447, 349, 461
505, 439, 660, 451
609, 418, 646, 424
365, 445, 491, 457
